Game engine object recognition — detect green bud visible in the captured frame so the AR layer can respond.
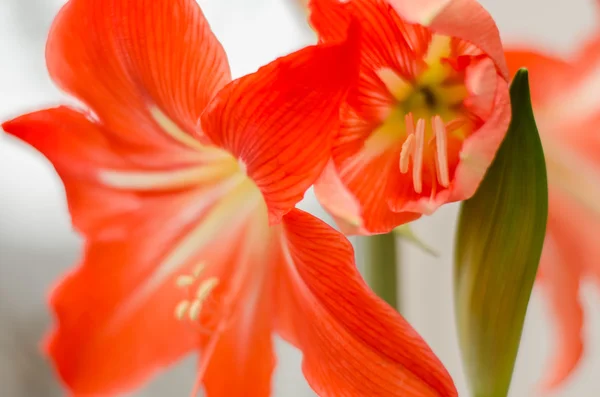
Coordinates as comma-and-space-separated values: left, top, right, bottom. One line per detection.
454, 69, 548, 397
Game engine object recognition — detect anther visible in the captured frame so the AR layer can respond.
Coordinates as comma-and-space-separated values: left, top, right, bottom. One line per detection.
176, 275, 195, 288
174, 300, 191, 320
432, 115, 450, 187
188, 299, 202, 321
192, 263, 205, 278
196, 278, 219, 300
400, 113, 416, 174
412, 119, 426, 193
400, 134, 415, 173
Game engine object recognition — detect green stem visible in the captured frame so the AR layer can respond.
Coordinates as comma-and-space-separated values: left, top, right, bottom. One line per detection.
362, 232, 400, 311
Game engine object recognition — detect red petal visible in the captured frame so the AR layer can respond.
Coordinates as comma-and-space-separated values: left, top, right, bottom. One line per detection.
388, 0, 509, 80
200, 30, 359, 224
504, 50, 573, 107
310, 0, 431, 121
275, 209, 457, 396
44, 182, 267, 396
200, 258, 276, 397
447, 76, 510, 203
319, 141, 421, 234
537, 194, 589, 391
3, 108, 270, 394
47, 0, 230, 156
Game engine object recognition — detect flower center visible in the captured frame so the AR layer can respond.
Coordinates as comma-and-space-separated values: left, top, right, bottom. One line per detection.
365, 35, 471, 195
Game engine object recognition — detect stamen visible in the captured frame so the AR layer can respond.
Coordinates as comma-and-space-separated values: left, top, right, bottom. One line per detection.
174, 300, 191, 320
405, 113, 415, 136
432, 115, 450, 187
400, 113, 416, 174
412, 119, 425, 193
188, 299, 202, 321
196, 277, 219, 300
176, 275, 196, 288
192, 263, 205, 278
400, 134, 415, 173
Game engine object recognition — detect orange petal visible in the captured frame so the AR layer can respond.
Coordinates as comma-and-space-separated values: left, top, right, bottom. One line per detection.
537, 196, 588, 391
200, 30, 359, 224
447, 75, 510, 203
200, 247, 276, 397
3, 107, 269, 394
275, 209, 457, 396
326, 141, 421, 233
314, 160, 366, 235
47, 0, 230, 154
2, 108, 233, 237
388, 0, 509, 80
44, 180, 266, 396
504, 49, 573, 107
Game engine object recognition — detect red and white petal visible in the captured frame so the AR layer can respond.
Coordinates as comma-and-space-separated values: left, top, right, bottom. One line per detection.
274, 209, 457, 396
200, 33, 359, 224
388, 0, 509, 79
328, 144, 421, 233
447, 76, 510, 202
504, 50, 573, 108
47, 0, 230, 157
198, 224, 277, 397
310, 0, 431, 122
2, 108, 235, 238
536, 191, 593, 391
45, 177, 265, 395
314, 161, 367, 235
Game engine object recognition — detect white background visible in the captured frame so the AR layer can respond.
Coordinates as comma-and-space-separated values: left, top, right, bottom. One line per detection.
0, 0, 598, 395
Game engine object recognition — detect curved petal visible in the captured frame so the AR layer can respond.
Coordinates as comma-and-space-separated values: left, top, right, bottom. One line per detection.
310, 0, 431, 122
199, 232, 276, 397
200, 31, 359, 224
275, 209, 457, 396
3, 107, 266, 394
503, 50, 573, 108
47, 0, 230, 157
388, 0, 509, 79
314, 160, 366, 235
447, 76, 510, 202
2, 108, 233, 237
536, 193, 590, 391
45, 179, 265, 396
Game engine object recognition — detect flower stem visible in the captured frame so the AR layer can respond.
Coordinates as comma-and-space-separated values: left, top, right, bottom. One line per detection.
362, 232, 400, 311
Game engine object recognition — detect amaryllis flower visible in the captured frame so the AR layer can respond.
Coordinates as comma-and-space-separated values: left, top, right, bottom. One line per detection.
310, 0, 511, 234
2, 0, 458, 396
504, 14, 600, 391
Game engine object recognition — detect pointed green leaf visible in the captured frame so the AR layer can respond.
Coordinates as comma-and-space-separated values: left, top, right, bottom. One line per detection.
393, 224, 439, 257
454, 69, 548, 397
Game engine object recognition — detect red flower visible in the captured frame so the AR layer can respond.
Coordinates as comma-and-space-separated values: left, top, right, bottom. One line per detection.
2, 0, 457, 396
504, 8, 600, 390
310, 0, 511, 234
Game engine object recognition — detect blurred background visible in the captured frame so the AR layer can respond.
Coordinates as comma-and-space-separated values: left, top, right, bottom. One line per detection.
0, 0, 599, 395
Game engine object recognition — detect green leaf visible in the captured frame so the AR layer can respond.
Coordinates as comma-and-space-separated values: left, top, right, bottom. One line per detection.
454, 69, 548, 397
393, 224, 439, 257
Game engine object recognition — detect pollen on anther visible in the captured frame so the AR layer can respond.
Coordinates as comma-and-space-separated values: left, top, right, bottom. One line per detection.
176, 275, 195, 288
174, 300, 191, 320
432, 115, 450, 187
196, 277, 219, 300
412, 119, 426, 194
189, 299, 202, 321
400, 134, 415, 173
192, 263, 205, 278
